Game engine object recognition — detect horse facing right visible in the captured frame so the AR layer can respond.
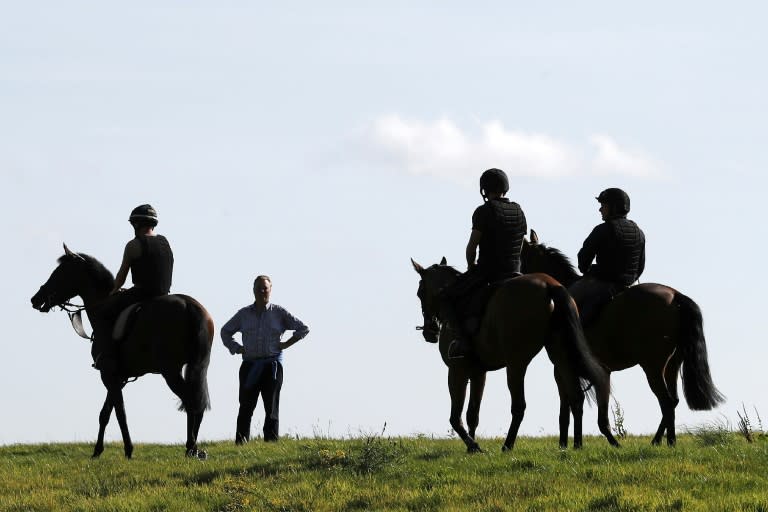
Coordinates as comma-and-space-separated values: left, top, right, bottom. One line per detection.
521, 230, 725, 446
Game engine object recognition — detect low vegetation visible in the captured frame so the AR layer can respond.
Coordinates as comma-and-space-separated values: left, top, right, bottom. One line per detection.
2, 428, 768, 512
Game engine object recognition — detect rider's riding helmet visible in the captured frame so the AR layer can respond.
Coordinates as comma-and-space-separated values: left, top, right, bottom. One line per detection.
480, 168, 509, 198
129, 204, 159, 227
596, 188, 630, 216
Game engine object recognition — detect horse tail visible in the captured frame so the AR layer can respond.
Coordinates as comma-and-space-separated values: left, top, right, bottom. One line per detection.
179, 296, 213, 413
674, 292, 724, 410
548, 284, 608, 394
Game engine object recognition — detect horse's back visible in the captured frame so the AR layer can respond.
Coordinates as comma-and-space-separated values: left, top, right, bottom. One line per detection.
592, 283, 680, 368
119, 293, 212, 377
476, 274, 563, 365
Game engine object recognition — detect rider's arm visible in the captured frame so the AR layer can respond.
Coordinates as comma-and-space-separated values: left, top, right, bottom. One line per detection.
637, 242, 646, 280
465, 229, 482, 268
111, 239, 140, 294
577, 225, 604, 274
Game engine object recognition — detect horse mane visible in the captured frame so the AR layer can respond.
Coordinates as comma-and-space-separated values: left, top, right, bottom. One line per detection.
533, 244, 581, 287
58, 252, 115, 291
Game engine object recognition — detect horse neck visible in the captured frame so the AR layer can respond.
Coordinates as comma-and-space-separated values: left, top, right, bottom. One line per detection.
535, 248, 580, 287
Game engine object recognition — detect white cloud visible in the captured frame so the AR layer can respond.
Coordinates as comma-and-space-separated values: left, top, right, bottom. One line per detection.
366, 115, 661, 185
588, 134, 660, 178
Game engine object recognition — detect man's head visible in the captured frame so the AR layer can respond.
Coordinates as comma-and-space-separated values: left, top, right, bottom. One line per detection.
129, 204, 159, 229
596, 188, 630, 220
253, 275, 272, 306
479, 168, 509, 200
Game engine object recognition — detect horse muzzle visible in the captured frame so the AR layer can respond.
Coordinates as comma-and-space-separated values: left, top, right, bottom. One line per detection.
31, 288, 53, 313
416, 323, 440, 344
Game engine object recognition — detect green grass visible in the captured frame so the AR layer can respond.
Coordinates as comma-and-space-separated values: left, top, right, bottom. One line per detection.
2, 434, 768, 511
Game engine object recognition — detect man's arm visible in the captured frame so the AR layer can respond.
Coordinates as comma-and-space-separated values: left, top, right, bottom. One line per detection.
637, 242, 646, 280
278, 307, 309, 351
111, 240, 140, 294
220, 310, 245, 355
465, 230, 482, 268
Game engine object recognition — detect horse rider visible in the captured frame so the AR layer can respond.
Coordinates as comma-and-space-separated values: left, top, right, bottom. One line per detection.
569, 188, 645, 326
91, 204, 174, 372
444, 168, 527, 359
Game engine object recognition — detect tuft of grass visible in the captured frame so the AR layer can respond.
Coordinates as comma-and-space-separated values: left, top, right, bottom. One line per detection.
687, 416, 734, 446
611, 398, 628, 439
300, 423, 408, 475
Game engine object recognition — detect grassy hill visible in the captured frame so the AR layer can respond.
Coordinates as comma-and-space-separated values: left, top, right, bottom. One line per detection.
2, 432, 767, 511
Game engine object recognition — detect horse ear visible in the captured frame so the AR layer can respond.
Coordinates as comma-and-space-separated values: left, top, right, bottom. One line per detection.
63, 243, 85, 261
440, 256, 447, 265
530, 229, 539, 245
411, 258, 424, 275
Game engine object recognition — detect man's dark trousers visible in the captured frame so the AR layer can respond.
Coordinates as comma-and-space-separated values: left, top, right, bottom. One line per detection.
236, 359, 283, 443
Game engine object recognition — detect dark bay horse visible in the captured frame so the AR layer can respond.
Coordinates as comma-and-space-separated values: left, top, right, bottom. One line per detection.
521, 230, 724, 446
31, 244, 213, 459
412, 258, 619, 452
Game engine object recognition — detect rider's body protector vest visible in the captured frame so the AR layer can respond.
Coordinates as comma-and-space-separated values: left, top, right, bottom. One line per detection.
131, 235, 174, 296
590, 218, 645, 287
474, 198, 527, 277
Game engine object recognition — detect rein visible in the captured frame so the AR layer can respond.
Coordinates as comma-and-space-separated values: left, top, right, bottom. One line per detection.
59, 301, 93, 341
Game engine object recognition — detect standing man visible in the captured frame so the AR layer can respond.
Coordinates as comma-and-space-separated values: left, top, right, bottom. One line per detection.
221, 275, 309, 444
570, 187, 645, 325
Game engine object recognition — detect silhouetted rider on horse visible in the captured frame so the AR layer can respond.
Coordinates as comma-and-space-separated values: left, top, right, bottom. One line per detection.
91, 204, 174, 373
444, 168, 527, 359
569, 188, 645, 326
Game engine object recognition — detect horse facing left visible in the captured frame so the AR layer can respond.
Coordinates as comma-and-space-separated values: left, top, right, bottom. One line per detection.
30, 244, 213, 459
412, 257, 619, 452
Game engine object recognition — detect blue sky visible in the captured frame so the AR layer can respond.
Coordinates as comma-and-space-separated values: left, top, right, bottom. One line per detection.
2, 1, 766, 445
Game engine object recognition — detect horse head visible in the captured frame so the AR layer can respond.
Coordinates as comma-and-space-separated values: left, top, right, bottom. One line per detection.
411, 256, 457, 344
31, 243, 97, 312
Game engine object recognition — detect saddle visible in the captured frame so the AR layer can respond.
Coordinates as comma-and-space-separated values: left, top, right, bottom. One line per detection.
457, 273, 521, 335
112, 303, 142, 341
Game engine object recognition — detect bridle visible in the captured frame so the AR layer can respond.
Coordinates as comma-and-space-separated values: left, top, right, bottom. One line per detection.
37, 283, 92, 341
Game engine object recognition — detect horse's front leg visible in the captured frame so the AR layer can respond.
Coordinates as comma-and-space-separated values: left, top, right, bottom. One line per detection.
448, 367, 481, 453
466, 371, 487, 440
93, 395, 113, 458
109, 386, 133, 459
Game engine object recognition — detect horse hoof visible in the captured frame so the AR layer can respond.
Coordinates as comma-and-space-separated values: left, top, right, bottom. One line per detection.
501, 445, 511, 452
467, 444, 483, 454
186, 448, 207, 460
196, 450, 208, 460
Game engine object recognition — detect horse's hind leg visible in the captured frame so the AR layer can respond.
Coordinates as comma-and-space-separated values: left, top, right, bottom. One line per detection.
502, 364, 527, 452
163, 372, 202, 456
645, 363, 678, 446
663, 358, 682, 446
448, 367, 481, 453
554, 368, 573, 449
466, 371, 487, 440
553, 365, 586, 449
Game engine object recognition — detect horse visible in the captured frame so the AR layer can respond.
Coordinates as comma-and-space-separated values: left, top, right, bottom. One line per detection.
411, 257, 619, 452
30, 244, 214, 459
521, 230, 724, 446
